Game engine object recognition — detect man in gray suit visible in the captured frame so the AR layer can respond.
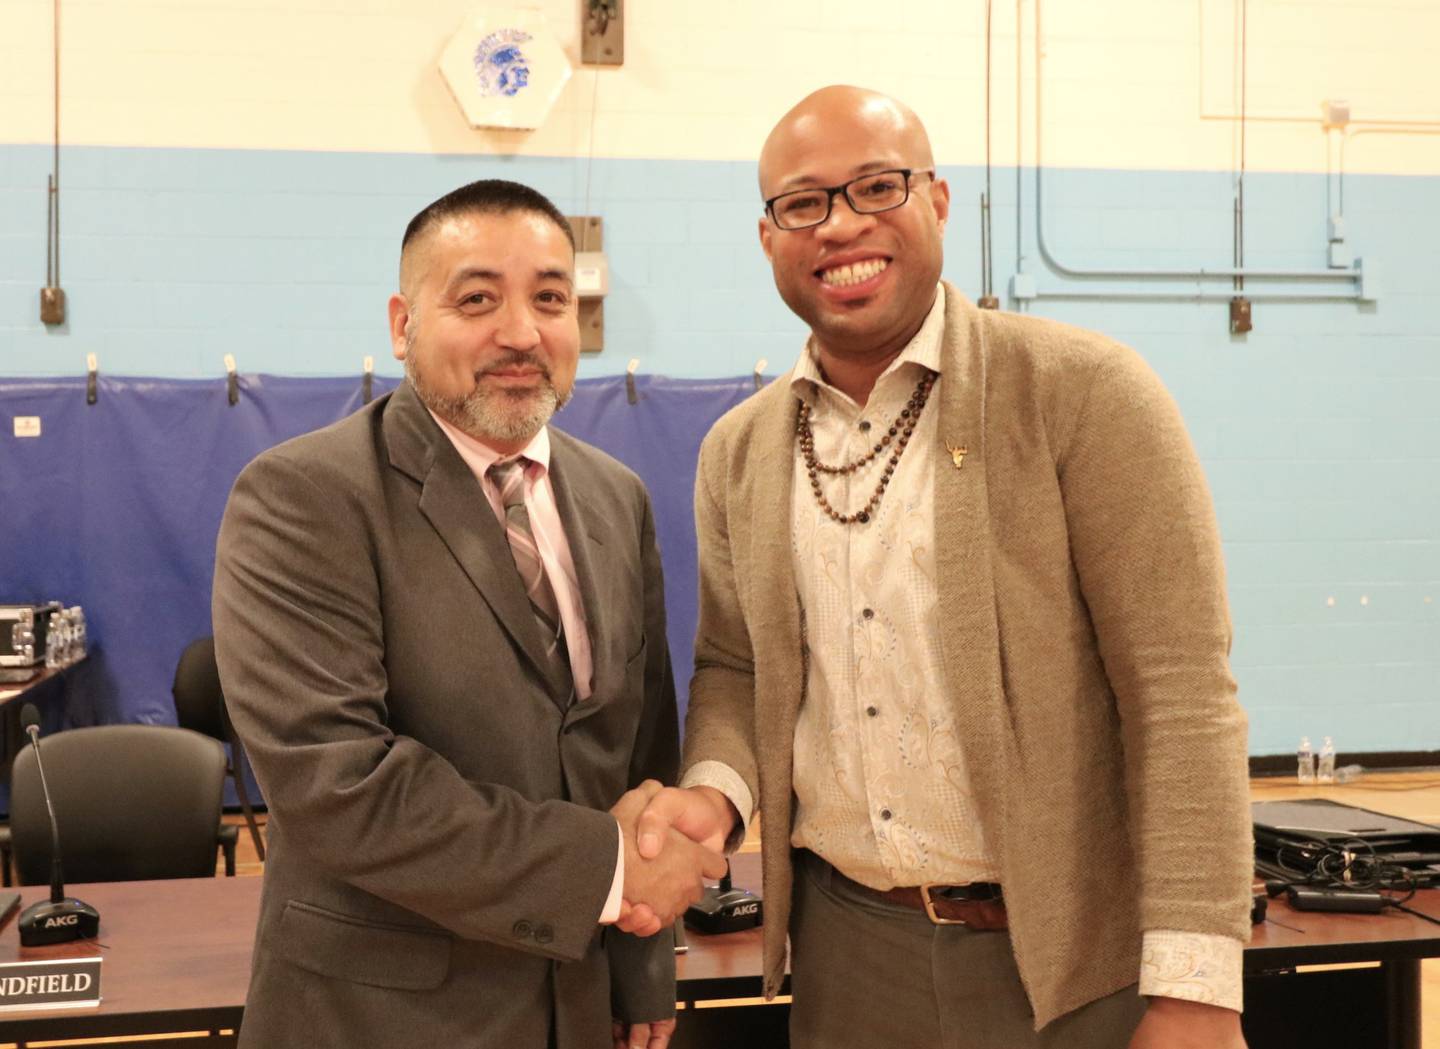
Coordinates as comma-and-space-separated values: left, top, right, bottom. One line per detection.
213, 179, 723, 1049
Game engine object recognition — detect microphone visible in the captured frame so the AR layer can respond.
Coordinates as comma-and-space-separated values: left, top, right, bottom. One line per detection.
16, 704, 100, 946
684, 860, 762, 935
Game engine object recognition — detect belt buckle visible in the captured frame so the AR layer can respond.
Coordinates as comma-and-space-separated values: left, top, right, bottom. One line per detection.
919, 883, 967, 926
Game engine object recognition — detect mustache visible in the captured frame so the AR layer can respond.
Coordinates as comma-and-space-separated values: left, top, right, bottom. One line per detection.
476, 352, 551, 381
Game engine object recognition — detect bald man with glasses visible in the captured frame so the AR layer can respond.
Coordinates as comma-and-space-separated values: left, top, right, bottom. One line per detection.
630, 86, 1253, 1049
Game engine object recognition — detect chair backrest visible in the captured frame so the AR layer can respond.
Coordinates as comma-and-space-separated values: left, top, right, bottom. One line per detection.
172, 636, 229, 741
10, 724, 227, 885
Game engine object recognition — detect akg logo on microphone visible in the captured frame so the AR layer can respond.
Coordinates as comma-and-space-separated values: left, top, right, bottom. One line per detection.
44, 915, 79, 928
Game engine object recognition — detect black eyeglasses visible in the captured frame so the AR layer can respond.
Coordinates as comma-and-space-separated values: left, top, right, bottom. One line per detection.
764, 168, 935, 231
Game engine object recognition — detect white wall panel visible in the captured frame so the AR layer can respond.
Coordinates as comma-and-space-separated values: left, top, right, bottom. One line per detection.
1, 0, 1435, 172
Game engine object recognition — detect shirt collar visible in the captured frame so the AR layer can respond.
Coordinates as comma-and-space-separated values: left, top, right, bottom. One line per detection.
788, 283, 947, 407
426, 407, 552, 481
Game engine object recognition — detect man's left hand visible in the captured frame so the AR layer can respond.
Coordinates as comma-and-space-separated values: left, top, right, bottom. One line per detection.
1129, 997, 1246, 1049
612, 1018, 677, 1049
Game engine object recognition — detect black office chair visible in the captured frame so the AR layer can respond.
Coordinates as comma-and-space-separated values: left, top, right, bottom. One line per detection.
173, 636, 266, 864
10, 724, 227, 884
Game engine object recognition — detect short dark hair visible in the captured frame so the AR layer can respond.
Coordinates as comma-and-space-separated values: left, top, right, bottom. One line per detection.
401, 179, 576, 258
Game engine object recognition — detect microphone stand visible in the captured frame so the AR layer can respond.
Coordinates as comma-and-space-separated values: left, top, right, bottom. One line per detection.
16, 707, 100, 946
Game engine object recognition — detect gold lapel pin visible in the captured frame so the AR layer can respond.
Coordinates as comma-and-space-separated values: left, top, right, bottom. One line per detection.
945, 441, 969, 470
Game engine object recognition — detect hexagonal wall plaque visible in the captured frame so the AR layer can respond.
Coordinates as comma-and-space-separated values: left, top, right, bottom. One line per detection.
440, 7, 573, 131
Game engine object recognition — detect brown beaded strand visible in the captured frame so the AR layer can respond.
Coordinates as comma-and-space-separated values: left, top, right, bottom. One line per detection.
803, 371, 933, 476
797, 370, 935, 525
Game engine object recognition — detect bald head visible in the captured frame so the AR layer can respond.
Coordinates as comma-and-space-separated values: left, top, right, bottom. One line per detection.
759, 86, 935, 198
752, 86, 949, 384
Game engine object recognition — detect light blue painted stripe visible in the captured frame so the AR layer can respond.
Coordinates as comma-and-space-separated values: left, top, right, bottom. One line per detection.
2, 143, 1437, 757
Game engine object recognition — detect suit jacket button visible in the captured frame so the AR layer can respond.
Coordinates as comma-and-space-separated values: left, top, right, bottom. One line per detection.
513, 920, 534, 940
535, 923, 554, 945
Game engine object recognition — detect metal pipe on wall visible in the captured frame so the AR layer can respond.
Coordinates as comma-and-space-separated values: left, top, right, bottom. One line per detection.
1029, 0, 1364, 295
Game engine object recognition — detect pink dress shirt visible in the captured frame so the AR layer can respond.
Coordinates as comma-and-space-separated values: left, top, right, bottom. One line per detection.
428, 411, 594, 700
428, 410, 624, 922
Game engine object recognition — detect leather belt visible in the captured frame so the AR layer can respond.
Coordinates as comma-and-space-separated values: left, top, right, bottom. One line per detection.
881, 885, 1007, 929
832, 865, 1008, 930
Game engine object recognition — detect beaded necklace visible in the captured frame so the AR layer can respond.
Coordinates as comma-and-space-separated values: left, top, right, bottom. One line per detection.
796, 370, 935, 525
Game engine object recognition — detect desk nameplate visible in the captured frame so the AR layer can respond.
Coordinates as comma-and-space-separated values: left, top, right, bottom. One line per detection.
0, 957, 101, 1012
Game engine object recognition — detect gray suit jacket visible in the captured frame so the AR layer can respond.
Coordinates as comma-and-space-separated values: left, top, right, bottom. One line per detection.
213, 381, 677, 1048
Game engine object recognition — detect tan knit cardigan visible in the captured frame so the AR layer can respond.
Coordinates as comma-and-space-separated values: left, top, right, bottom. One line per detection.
682, 284, 1253, 1028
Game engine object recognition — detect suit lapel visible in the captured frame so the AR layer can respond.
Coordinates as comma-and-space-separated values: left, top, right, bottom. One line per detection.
384, 383, 569, 703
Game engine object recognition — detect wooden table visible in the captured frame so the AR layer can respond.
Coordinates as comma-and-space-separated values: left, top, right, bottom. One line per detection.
0, 660, 90, 793
0, 877, 259, 1044
0, 664, 71, 708
1246, 888, 1440, 1048
0, 866, 1436, 1048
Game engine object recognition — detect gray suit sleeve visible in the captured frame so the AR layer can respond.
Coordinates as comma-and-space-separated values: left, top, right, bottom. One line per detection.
213, 450, 618, 962
606, 486, 679, 1022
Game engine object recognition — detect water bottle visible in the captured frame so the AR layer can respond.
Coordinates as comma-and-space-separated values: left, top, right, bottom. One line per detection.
66, 606, 86, 663
1317, 737, 1336, 784
44, 617, 63, 670
1297, 737, 1315, 784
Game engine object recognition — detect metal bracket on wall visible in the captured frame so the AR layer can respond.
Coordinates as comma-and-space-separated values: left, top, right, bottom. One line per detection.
566, 216, 604, 353
581, 0, 623, 65
1229, 296, 1253, 334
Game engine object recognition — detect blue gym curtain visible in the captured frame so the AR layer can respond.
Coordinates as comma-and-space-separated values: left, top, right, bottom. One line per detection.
0, 374, 760, 763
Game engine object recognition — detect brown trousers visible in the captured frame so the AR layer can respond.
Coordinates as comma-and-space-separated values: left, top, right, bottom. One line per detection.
789, 852, 1147, 1049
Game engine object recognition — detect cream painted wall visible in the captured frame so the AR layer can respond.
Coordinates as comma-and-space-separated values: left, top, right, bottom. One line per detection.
2, 0, 1437, 172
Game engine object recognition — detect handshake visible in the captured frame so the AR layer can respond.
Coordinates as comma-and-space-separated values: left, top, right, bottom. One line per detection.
608, 781, 737, 937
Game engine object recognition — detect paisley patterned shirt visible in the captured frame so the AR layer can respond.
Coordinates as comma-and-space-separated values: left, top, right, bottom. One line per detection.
685, 286, 1240, 1011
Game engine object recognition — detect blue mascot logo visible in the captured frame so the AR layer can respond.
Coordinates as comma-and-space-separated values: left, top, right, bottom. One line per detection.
473, 29, 532, 98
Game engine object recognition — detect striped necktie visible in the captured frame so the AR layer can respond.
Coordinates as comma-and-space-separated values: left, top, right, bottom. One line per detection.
487, 458, 570, 683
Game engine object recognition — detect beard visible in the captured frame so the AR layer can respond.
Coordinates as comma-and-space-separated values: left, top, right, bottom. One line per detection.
404, 324, 570, 447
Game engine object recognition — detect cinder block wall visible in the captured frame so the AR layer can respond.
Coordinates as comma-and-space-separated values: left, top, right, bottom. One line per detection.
3, 0, 1437, 753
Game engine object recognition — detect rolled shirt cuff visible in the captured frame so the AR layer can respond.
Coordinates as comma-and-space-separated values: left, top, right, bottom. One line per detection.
679, 760, 754, 853
1140, 929, 1243, 1013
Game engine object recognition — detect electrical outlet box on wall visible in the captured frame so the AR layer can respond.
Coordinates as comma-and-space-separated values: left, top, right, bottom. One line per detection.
39, 287, 65, 326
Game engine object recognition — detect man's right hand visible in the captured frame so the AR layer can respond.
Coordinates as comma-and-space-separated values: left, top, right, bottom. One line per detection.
635, 785, 738, 859
611, 782, 727, 932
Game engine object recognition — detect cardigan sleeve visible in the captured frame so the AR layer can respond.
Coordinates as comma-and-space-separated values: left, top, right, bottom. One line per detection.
680, 426, 762, 809
1054, 344, 1254, 944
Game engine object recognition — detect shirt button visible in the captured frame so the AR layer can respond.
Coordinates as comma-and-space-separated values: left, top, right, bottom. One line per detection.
880, 808, 893, 821
861, 608, 874, 620
866, 706, 878, 718
859, 420, 872, 431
